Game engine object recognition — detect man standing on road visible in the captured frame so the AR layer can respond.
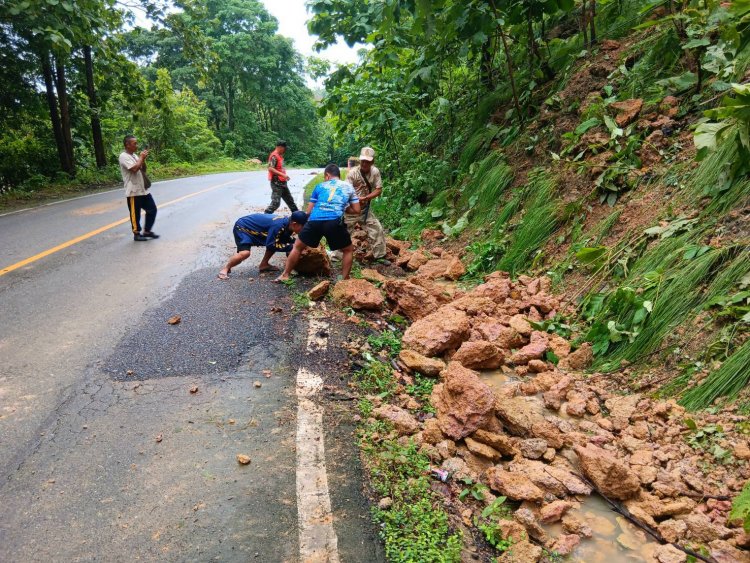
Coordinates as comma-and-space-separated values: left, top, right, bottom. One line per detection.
275, 164, 360, 282
265, 141, 299, 214
343, 146, 387, 261
218, 211, 308, 279
119, 135, 159, 242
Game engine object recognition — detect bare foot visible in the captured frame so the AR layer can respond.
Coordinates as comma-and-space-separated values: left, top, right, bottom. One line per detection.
273, 274, 290, 283
259, 265, 280, 272
218, 269, 230, 280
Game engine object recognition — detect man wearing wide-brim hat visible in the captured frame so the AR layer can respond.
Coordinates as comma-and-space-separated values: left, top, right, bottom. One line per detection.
341, 146, 388, 262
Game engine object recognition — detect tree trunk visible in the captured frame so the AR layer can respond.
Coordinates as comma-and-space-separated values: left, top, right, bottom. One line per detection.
54, 54, 75, 175
480, 39, 494, 91
83, 46, 106, 168
581, 0, 589, 47
590, 0, 597, 45
42, 52, 73, 175
500, 30, 523, 122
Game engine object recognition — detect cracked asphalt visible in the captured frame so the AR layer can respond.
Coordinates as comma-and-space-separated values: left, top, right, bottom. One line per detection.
0, 171, 384, 561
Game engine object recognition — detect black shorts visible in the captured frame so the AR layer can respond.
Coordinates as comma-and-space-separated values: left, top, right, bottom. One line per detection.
298, 219, 352, 251
233, 229, 260, 252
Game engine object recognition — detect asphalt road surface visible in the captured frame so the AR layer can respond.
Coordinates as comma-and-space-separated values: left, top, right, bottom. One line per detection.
0, 171, 385, 562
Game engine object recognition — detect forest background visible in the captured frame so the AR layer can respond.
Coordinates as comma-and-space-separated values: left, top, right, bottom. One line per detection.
0, 0, 353, 200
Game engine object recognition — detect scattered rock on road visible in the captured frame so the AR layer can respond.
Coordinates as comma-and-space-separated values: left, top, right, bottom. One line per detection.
236, 454, 251, 465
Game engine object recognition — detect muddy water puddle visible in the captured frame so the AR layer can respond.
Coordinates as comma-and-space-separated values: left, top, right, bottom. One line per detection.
545, 495, 660, 562
480, 369, 660, 561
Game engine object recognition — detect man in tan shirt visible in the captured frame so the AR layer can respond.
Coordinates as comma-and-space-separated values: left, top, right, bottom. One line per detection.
119, 135, 159, 241
343, 146, 387, 260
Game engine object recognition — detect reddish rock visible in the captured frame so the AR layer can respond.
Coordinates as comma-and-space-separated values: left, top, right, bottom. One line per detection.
464, 437, 501, 462
431, 362, 495, 440
468, 275, 512, 303
307, 280, 330, 301
402, 308, 470, 356
384, 279, 439, 321
421, 418, 444, 445
295, 244, 332, 276
605, 394, 641, 431
519, 438, 548, 460
399, 349, 445, 376
610, 98, 643, 127
658, 519, 687, 543
575, 444, 641, 500
514, 508, 549, 543
510, 340, 548, 365
372, 405, 418, 436
420, 228, 444, 243
447, 295, 498, 316
416, 257, 465, 281
708, 539, 750, 563
685, 512, 732, 542
551, 533, 580, 556
509, 458, 592, 496
509, 315, 533, 336
558, 343, 593, 370
452, 340, 504, 369
486, 467, 545, 502
360, 268, 386, 284
548, 334, 571, 358
385, 237, 411, 255
540, 500, 573, 523
406, 252, 430, 271
471, 429, 519, 457
331, 278, 383, 310
655, 545, 687, 563
527, 359, 548, 373
497, 520, 528, 543
496, 397, 564, 448
497, 540, 542, 563
562, 515, 593, 538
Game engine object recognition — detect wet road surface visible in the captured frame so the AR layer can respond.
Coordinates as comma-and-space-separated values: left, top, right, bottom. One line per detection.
0, 171, 385, 562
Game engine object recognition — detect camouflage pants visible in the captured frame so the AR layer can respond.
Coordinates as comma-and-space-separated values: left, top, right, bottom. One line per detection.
265, 181, 298, 214
332, 209, 386, 259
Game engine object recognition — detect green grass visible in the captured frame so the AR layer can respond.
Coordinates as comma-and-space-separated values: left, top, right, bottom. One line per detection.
304, 169, 348, 206
461, 152, 514, 222
360, 422, 462, 562
0, 157, 264, 212
681, 321, 750, 410
497, 169, 561, 275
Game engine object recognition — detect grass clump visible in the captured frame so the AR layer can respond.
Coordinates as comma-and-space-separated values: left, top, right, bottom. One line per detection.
497, 169, 561, 275
361, 424, 462, 562
354, 357, 397, 398
681, 339, 750, 410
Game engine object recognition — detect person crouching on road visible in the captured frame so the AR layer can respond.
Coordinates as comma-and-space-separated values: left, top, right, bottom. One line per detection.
265, 140, 299, 214
275, 164, 360, 283
119, 135, 158, 241
218, 211, 308, 280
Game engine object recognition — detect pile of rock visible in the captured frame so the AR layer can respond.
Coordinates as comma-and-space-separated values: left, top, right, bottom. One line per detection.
349, 241, 750, 562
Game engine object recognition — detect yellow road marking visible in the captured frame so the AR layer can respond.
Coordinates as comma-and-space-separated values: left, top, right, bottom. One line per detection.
0, 179, 241, 277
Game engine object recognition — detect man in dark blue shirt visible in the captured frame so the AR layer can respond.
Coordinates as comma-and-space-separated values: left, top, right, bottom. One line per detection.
218, 211, 308, 279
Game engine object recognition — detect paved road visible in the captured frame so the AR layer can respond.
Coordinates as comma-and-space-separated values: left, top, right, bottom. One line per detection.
0, 171, 384, 562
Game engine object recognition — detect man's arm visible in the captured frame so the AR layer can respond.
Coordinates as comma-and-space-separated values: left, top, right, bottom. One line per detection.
361, 187, 382, 203
124, 151, 148, 172
268, 156, 288, 181
346, 201, 362, 214
306, 202, 315, 214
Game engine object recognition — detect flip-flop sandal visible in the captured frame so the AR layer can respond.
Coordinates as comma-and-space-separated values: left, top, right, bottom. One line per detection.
259, 265, 280, 272
217, 272, 230, 280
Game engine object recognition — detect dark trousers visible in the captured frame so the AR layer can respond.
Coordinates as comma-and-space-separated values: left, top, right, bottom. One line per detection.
126, 194, 157, 234
264, 181, 298, 213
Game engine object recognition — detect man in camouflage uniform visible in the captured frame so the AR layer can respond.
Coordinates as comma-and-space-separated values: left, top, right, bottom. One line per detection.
342, 147, 387, 261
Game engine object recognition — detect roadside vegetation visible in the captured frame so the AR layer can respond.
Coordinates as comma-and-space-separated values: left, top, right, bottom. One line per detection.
0, 0, 343, 202
307, 0, 750, 559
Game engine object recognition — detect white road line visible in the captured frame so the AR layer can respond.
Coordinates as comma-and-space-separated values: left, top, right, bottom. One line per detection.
296, 316, 339, 563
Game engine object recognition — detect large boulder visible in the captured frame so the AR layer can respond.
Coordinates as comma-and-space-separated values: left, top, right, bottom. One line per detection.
558, 343, 593, 371
294, 244, 331, 276
402, 308, 470, 356
331, 278, 384, 310
510, 339, 548, 365
383, 279, 438, 321
495, 396, 564, 448
399, 349, 445, 376
385, 237, 411, 255
508, 458, 592, 497
446, 295, 498, 316
452, 340, 504, 369
416, 257, 466, 281
468, 273, 512, 303
574, 444, 641, 500
485, 467, 545, 502
307, 280, 330, 301
431, 362, 495, 440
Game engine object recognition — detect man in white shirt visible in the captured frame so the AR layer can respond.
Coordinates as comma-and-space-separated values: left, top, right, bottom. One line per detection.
119, 135, 159, 241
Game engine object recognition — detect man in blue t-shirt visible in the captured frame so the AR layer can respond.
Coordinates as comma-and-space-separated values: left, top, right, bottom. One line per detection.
275, 163, 360, 282
218, 211, 308, 279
